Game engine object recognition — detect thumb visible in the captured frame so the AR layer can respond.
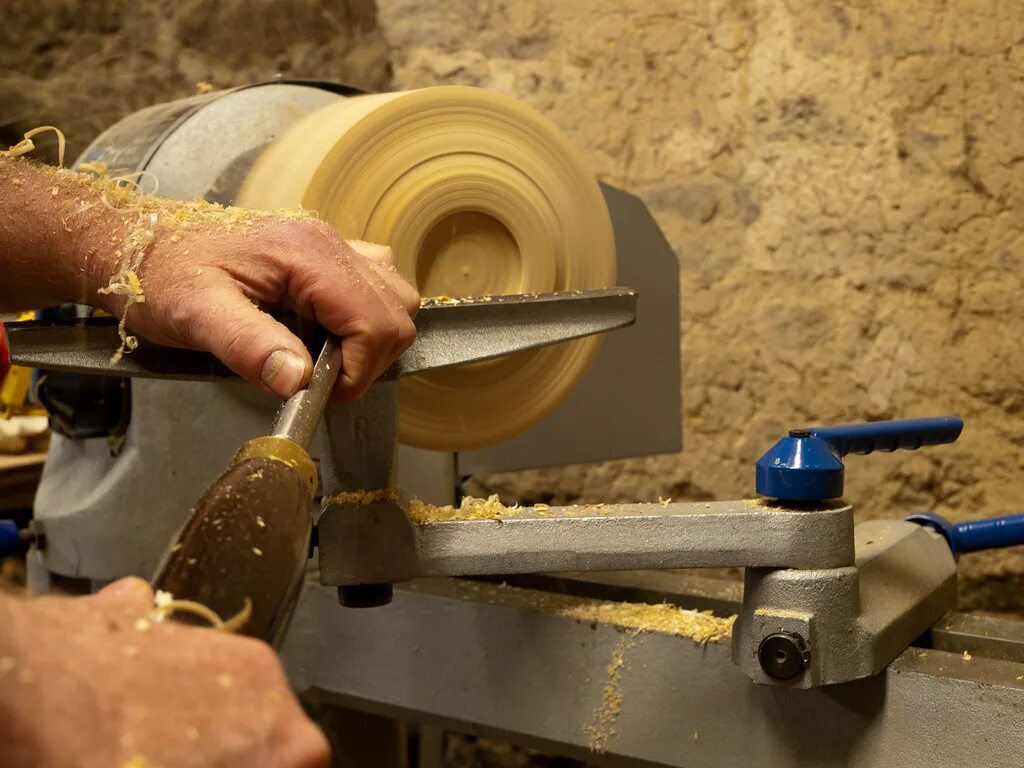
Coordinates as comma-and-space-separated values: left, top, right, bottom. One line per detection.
185, 283, 314, 398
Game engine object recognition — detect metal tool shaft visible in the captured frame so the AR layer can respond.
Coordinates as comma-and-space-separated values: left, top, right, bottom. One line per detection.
271, 338, 341, 450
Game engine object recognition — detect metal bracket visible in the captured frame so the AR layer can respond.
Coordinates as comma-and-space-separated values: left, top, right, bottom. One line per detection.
318, 499, 855, 585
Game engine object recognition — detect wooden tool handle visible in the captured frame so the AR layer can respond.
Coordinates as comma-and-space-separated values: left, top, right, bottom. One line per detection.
152, 456, 312, 645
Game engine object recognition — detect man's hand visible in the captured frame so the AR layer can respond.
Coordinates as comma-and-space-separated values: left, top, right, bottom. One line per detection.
0, 578, 329, 768
101, 218, 420, 400
0, 156, 420, 401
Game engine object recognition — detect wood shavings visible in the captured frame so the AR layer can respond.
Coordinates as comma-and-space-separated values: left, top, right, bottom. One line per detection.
584, 636, 632, 753
196, 81, 215, 94
454, 581, 735, 643
0, 126, 66, 167
407, 494, 522, 524
556, 600, 734, 642
121, 756, 148, 768
324, 488, 399, 505
2, 129, 313, 364
149, 589, 253, 633
658, 496, 672, 506
97, 213, 154, 364
963, 650, 972, 661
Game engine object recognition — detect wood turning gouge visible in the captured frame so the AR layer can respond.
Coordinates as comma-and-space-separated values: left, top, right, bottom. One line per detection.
151, 337, 340, 646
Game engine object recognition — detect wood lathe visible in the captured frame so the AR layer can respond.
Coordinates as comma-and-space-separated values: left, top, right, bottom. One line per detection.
6, 80, 1024, 767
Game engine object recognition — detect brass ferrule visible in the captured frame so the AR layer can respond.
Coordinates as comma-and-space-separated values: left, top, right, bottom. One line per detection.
234, 435, 318, 499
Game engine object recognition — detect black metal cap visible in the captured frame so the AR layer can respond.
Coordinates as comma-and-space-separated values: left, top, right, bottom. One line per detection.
337, 583, 393, 608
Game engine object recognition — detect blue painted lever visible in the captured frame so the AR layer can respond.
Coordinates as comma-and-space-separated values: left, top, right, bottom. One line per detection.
805, 417, 963, 457
907, 511, 1024, 556
0, 520, 21, 559
756, 416, 963, 502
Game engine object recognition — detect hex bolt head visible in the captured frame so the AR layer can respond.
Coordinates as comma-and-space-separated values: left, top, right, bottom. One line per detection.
757, 632, 810, 680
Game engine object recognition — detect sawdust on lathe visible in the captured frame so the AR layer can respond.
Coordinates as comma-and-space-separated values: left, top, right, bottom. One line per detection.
557, 600, 734, 641
445, 581, 735, 753
584, 636, 632, 753
407, 494, 522, 523
406, 496, 654, 524
323, 488, 399, 506
569, 603, 731, 752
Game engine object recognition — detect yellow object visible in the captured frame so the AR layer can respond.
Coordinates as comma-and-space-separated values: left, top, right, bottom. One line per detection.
2, 313, 44, 420
233, 435, 318, 498
239, 86, 616, 450
0, 366, 35, 418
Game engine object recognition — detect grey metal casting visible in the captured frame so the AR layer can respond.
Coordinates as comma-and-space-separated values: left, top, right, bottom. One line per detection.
282, 573, 1024, 768
734, 520, 957, 688
319, 500, 855, 586
7, 289, 637, 382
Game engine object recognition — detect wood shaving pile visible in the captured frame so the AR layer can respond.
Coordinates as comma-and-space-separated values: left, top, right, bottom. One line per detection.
454, 581, 735, 643
407, 494, 522, 524
419, 294, 494, 306
556, 600, 735, 642
323, 488, 399, 506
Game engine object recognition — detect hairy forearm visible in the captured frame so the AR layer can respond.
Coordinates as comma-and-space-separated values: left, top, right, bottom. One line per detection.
0, 156, 126, 312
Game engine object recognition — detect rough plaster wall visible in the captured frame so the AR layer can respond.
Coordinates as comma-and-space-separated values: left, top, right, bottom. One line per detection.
376, 0, 1024, 612
0, 0, 392, 161
2, 1, 1023, 612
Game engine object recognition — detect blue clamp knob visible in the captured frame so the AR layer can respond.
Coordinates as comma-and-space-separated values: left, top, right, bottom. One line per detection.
907, 511, 1024, 557
756, 416, 963, 502
0, 520, 22, 559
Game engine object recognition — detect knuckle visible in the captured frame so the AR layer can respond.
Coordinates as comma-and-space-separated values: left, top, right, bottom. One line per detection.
373, 319, 402, 349
396, 315, 416, 348
220, 317, 257, 362
235, 636, 281, 671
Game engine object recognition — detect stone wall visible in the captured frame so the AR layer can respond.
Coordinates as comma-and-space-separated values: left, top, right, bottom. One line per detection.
3, 0, 1024, 611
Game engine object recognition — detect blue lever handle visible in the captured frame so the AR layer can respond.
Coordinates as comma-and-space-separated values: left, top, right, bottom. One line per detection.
0, 520, 21, 559
805, 417, 963, 457
907, 512, 1024, 556
757, 416, 963, 502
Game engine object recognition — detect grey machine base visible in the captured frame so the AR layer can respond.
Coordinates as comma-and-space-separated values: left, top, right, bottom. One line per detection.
283, 573, 1024, 768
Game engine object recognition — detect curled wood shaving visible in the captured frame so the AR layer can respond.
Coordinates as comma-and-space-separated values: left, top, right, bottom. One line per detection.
0, 126, 66, 167
151, 590, 253, 633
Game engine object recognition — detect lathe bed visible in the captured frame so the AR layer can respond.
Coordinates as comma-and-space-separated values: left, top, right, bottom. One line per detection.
284, 570, 1024, 768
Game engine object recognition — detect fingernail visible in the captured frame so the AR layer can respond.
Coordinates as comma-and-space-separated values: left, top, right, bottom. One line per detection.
261, 349, 307, 397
